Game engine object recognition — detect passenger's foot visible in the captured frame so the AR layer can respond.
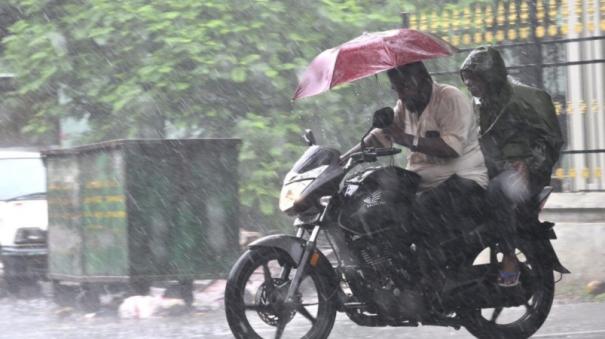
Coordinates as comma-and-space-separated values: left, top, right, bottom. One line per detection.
498, 252, 520, 287
497, 270, 520, 287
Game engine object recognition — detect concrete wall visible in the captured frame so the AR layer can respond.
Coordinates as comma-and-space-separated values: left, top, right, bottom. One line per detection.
541, 193, 605, 297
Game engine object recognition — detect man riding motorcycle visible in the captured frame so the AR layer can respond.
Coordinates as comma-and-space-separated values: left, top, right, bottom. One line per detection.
343, 61, 487, 241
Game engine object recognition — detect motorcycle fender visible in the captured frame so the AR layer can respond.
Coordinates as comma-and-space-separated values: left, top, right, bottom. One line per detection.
525, 222, 569, 274
248, 234, 343, 304
543, 240, 571, 274
248, 235, 306, 266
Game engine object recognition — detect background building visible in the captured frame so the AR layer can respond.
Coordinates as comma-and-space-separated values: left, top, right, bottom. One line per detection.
407, 0, 605, 192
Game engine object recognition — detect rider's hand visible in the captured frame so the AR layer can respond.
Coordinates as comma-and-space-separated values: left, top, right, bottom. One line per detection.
382, 119, 404, 134
511, 160, 529, 181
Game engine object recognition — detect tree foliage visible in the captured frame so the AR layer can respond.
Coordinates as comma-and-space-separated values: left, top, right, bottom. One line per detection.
1, 0, 475, 231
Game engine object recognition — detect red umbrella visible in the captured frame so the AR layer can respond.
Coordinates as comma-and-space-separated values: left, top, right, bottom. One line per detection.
293, 29, 458, 100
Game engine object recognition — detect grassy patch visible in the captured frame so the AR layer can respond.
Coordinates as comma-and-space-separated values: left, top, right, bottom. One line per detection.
554, 279, 605, 303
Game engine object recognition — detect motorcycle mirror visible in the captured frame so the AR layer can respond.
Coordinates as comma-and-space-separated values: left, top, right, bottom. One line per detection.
372, 107, 394, 129
303, 129, 316, 146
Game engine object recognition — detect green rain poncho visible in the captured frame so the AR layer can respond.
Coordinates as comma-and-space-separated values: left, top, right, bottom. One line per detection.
460, 47, 564, 190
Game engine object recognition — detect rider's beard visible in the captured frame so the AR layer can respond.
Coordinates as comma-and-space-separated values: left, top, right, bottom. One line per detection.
401, 82, 432, 114
404, 97, 423, 114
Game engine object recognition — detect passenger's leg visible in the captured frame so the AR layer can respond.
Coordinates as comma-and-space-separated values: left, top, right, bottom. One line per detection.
486, 170, 526, 286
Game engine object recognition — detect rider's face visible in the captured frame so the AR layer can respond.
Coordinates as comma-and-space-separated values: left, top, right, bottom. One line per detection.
388, 73, 420, 102
462, 72, 486, 98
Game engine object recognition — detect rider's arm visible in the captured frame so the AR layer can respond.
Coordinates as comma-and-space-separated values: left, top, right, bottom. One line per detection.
397, 86, 475, 159
377, 100, 459, 158
388, 132, 459, 158
525, 92, 564, 175
385, 90, 462, 158
499, 102, 547, 173
341, 128, 459, 159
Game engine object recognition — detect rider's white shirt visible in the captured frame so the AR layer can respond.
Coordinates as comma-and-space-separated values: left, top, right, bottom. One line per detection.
371, 82, 488, 192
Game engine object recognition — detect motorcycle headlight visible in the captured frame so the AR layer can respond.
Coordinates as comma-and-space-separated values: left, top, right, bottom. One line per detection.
279, 180, 312, 212
15, 227, 47, 244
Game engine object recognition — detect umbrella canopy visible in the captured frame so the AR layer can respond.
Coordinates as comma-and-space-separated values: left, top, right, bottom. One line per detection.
293, 29, 458, 100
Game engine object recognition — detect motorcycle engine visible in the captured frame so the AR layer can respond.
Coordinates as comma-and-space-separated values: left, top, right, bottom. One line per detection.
350, 236, 412, 289
349, 236, 426, 320
359, 242, 394, 285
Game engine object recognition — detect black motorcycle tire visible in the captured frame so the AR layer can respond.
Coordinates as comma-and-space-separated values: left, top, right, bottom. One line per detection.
462, 241, 555, 339
225, 247, 337, 339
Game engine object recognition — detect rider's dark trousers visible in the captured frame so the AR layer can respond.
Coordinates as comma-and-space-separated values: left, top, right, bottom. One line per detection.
411, 175, 485, 283
412, 174, 485, 240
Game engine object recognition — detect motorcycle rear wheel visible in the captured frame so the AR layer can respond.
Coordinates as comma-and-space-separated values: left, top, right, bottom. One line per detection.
224, 247, 337, 339
462, 242, 554, 339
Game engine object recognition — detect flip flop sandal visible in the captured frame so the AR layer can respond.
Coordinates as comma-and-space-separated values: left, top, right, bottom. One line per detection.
497, 271, 521, 287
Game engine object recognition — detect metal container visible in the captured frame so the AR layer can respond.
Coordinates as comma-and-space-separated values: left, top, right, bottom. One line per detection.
42, 139, 240, 307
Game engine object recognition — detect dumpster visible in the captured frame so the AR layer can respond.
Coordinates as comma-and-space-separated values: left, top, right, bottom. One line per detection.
42, 139, 241, 309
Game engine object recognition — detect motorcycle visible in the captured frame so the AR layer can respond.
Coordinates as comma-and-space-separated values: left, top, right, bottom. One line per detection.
224, 107, 569, 339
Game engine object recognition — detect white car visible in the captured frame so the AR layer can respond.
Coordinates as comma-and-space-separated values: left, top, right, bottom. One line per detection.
0, 150, 48, 293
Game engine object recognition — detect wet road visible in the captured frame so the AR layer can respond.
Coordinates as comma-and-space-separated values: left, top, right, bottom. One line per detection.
0, 296, 604, 339
0, 221, 602, 338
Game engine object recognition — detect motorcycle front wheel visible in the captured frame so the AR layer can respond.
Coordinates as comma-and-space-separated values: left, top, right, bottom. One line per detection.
461, 241, 554, 339
224, 247, 337, 339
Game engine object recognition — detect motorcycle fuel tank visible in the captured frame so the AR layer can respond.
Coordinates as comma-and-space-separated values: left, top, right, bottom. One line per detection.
338, 167, 420, 237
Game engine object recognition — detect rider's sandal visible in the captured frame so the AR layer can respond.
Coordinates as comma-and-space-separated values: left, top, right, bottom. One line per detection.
497, 271, 521, 287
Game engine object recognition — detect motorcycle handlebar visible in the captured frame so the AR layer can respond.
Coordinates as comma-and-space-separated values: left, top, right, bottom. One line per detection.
373, 147, 401, 157
343, 147, 401, 166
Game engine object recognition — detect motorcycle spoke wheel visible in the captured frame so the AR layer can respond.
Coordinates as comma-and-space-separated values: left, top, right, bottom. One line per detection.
275, 317, 287, 339
478, 293, 543, 329
262, 263, 275, 289
296, 305, 316, 324
464, 243, 554, 339
225, 247, 336, 339
479, 248, 543, 326
244, 303, 273, 312
489, 307, 503, 323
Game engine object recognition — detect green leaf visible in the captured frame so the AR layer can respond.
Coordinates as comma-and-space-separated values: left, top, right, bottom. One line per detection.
163, 12, 180, 19
230, 68, 247, 83
240, 54, 260, 65
264, 69, 279, 78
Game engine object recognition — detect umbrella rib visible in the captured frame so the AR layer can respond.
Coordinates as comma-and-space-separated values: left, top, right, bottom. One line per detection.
327, 49, 341, 90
